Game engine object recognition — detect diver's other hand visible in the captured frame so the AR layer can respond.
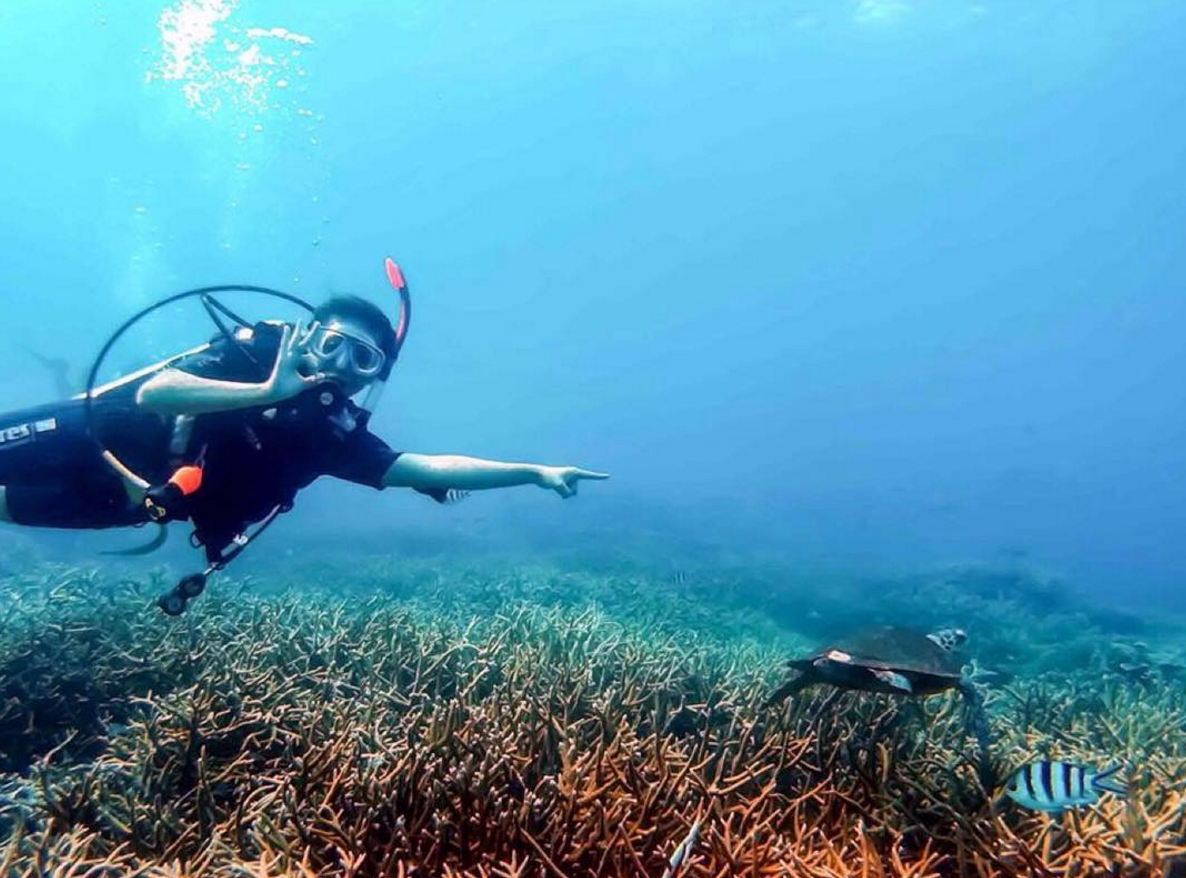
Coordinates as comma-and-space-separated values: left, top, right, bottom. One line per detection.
535, 465, 610, 499
263, 322, 325, 403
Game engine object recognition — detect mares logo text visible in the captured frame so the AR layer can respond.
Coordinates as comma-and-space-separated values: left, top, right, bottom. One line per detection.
0, 418, 58, 450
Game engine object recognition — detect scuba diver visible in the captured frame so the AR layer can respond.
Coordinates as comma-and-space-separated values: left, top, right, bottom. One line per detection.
0, 260, 608, 614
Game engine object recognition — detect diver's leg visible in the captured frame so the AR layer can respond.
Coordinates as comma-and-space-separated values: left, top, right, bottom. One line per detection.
0, 400, 139, 530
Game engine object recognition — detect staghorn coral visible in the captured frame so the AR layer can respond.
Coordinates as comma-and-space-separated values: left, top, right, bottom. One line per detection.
0, 561, 1184, 876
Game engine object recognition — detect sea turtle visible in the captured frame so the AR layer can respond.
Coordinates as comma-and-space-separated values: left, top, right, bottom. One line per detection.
766, 626, 969, 705
765, 625, 995, 786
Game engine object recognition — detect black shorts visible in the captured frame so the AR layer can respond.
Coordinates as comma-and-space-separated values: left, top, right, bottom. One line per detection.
0, 400, 144, 529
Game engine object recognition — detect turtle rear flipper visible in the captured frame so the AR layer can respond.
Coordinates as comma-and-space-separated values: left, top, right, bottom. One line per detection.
765, 670, 817, 708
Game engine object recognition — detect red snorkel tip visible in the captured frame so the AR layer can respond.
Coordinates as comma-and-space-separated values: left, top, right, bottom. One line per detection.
385, 257, 407, 292
384, 256, 410, 348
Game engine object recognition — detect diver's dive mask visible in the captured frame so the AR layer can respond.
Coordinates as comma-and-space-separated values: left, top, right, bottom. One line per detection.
298, 323, 387, 432
307, 323, 388, 379
299, 259, 411, 420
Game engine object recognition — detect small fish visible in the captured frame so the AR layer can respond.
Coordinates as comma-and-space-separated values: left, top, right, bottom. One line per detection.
1004, 761, 1127, 813
661, 817, 702, 878
671, 571, 691, 587
421, 488, 470, 505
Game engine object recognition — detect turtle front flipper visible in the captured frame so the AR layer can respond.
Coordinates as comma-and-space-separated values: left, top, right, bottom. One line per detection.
872, 669, 914, 693
764, 670, 817, 708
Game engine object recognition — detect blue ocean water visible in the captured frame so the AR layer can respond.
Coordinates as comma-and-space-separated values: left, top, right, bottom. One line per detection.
0, 0, 1184, 608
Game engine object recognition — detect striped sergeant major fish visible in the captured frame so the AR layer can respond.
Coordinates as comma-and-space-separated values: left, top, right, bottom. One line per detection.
1005, 760, 1128, 813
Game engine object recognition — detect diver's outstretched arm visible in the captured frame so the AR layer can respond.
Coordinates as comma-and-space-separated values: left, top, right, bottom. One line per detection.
383, 453, 609, 499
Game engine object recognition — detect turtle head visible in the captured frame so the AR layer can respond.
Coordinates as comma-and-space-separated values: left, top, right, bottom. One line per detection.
927, 628, 967, 652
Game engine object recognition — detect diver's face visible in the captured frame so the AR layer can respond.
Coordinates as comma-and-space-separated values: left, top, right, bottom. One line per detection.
301, 316, 387, 396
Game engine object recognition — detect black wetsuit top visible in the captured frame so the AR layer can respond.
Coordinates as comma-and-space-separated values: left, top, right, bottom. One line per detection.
0, 323, 401, 556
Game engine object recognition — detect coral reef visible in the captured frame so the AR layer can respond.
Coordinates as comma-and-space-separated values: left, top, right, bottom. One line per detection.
1, 560, 1184, 876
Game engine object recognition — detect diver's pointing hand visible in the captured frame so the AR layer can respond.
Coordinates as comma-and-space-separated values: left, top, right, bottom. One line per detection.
536, 466, 610, 499
263, 322, 327, 403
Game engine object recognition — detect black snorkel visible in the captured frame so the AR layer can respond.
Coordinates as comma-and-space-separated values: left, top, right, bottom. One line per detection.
356, 258, 411, 422
388, 257, 412, 359
84, 258, 413, 616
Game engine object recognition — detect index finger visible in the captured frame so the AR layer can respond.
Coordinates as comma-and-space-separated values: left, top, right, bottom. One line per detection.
574, 469, 610, 480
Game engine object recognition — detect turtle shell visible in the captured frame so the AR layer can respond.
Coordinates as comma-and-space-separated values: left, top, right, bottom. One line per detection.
792, 626, 964, 691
